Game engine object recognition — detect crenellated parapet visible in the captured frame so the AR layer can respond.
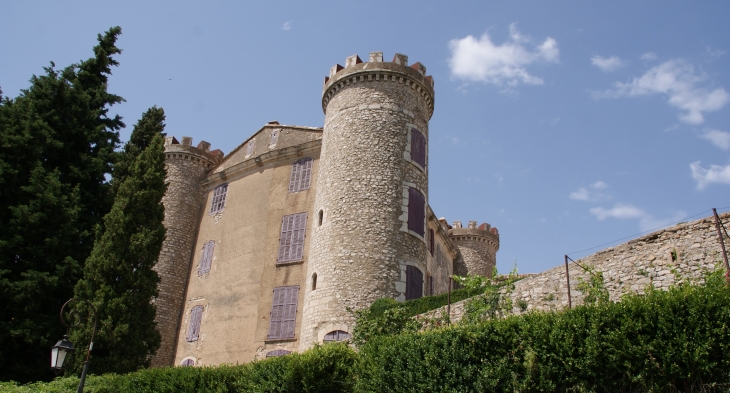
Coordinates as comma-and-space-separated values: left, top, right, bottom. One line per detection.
449, 220, 500, 277
322, 52, 435, 119
164, 136, 224, 168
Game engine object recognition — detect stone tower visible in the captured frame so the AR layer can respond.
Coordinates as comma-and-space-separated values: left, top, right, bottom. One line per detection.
151, 136, 222, 367
450, 220, 500, 277
299, 52, 435, 349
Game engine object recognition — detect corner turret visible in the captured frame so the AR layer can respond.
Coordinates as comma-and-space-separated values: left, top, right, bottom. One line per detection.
449, 220, 500, 277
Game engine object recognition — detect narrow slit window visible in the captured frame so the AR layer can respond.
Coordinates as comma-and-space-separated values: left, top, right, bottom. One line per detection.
429, 229, 435, 255
407, 187, 425, 237
268, 286, 299, 340
318, 210, 323, 226
209, 183, 228, 214
410, 128, 426, 168
186, 305, 204, 342
277, 212, 307, 263
289, 158, 313, 193
312, 273, 317, 290
198, 240, 215, 275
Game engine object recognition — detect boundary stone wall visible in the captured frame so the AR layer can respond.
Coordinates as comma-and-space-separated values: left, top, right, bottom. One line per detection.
420, 212, 729, 323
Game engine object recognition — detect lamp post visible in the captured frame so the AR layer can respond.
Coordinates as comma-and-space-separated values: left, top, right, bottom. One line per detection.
51, 298, 97, 393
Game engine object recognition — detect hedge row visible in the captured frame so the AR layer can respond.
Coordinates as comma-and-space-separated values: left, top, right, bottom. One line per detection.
4, 272, 730, 393
368, 284, 488, 319
357, 271, 730, 393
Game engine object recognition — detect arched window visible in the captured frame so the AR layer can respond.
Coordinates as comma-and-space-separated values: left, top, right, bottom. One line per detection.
266, 350, 291, 358
209, 183, 228, 214
323, 330, 351, 342
180, 358, 195, 367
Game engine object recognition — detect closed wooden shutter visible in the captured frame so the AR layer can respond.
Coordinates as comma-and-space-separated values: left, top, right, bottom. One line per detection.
429, 229, 434, 255
186, 305, 203, 342
407, 188, 425, 237
410, 128, 426, 168
181, 359, 195, 366
198, 240, 215, 275
277, 212, 307, 263
288, 158, 313, 192
323, 330, 351, 342
405, 266, 423, 300
268, 286, 299, 339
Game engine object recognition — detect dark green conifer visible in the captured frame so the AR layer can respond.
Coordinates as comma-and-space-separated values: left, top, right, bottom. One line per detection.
0, 27, 123, 383
70, 108, 167, 375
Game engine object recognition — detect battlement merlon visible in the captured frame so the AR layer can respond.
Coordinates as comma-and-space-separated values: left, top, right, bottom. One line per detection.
164, 136, 225, 164
322, 52, 435, 119
449, 220, 500, 244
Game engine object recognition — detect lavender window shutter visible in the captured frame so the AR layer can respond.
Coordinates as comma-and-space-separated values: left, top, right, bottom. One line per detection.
301, 159, 312, 190
278, 215, 291, 262
293, 213, 307, 261
268, 287, 284, 339
405, 266, 424, 300
408, 188, 425, 237
289, 161, 299, 192
282, 286, 299, 338
411, 129, 426, 168
198, 241, 214, 275
187, 305, 203, 342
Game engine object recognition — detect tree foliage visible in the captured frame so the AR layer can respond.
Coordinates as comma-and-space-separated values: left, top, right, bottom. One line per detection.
69, 107, 167, 375
0, 27, 123, 383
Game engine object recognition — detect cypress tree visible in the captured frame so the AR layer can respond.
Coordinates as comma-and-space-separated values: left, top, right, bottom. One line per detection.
0, 27, 123, 383
69, 108, 167, 375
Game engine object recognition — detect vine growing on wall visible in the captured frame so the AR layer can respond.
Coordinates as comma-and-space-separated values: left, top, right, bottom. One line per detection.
458, 264, 521, 324
575, 265, 610, 305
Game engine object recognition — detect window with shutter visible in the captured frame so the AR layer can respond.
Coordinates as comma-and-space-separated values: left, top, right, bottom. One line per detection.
429, 229, 435, 255
277, 212, 307, 263
288, 158, 313, 193
209, 183, 228, 214
410, 128, 426, 169
405, 266, 423, 300
246, 139, 255, 156
269, 129, 280, 147
323, 330, 351, 342
198, 240, 215, 275
407, 187, 425, 237
266, 350, 291, 358
181, 359, 195, 367
268, 286, 299, 340
186, 305, 203, 342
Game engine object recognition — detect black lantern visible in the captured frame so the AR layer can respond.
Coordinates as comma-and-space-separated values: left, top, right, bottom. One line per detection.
51, 334, 75, 371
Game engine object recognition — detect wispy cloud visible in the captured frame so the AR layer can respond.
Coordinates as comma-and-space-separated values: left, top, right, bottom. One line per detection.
641, 52, 658, 61
690, 161, 730, 189
448, 23, 559, 88
591, 55, 625, 72
590, 204, 686, 231
282, 21, 291, 31
593, 59, 729, 124
700, 129, 730, 150
569, 181, 608, 201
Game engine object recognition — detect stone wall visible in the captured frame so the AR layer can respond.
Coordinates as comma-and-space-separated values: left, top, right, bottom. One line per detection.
151, 137, 221, 367
419, 212, 729, 324
449, 220, 499, 277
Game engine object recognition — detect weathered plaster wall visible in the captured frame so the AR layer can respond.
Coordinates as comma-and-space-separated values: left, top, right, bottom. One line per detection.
420, 212, 729, 324
172, 144, 320, 367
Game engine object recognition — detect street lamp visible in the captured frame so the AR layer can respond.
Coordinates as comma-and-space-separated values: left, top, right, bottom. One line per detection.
52, 298, 97, 393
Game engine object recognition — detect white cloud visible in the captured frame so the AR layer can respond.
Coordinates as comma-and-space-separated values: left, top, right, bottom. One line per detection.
700, 129, 730, 150
591, 55, 625, 72
641, 52, 658, 61
690, 161, 730, 189
594, 59, 729, 124
569, 188, 590, 201
282, 21, 291, 31
591, 181, 607, 190
569, 181, 608, 201
590, 204, 686, 231
448, 23, 559, 87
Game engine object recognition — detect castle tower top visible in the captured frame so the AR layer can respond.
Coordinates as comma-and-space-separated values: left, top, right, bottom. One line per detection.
322, 52, 435, 119
164, 136, 224, 167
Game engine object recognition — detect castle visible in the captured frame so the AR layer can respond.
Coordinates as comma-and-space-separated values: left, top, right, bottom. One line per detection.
150, 52, 500, 368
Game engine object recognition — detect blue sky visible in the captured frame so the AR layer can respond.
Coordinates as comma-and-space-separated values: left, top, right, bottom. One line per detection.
2, 1, 729, 274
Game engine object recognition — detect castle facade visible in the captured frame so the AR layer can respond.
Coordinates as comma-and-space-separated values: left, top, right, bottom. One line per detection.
150, 52, 500, 368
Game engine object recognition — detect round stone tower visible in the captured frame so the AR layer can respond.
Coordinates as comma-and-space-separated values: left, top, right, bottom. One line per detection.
299, 52, 435, 349
151, 136, 223, 367
449, 220, 500, 277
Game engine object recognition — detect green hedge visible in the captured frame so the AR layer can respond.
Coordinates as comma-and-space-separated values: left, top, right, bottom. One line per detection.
357, 271, 730, 393
368, 285, 488, 319
5, 273, 730, 393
